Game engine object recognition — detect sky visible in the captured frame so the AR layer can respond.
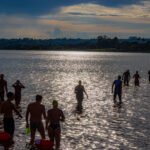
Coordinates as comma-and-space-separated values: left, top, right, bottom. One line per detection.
0, 0, 150, 39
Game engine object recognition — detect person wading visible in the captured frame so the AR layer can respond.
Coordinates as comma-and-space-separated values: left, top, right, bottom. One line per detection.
122, 70, 130, 86
112, 76, 122, 105
12, 80, 25, 107
74, 80, 88, 113
133, 71, 141, 87
1, 92, 22, 141
46, 100, 65, 150
26, 95, 46, 144
0, 74, 8, 102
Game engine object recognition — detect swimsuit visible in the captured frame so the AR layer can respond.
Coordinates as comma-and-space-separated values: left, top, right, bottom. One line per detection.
3, 118, 15, 135
30, 121, 43, 129
50, 124, 60, 130
0, 91, 4, 101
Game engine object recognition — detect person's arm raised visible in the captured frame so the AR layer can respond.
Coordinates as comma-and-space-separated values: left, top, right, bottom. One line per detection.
20, 82, 25, 88
12, 83, 16, 88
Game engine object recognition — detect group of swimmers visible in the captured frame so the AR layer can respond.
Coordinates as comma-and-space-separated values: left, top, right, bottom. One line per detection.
0, 74, 65, 149
0, 70, 150, 149
112, 70, 150, 106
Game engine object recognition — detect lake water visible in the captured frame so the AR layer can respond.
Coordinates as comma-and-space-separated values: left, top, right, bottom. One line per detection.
0, 50, 150, 150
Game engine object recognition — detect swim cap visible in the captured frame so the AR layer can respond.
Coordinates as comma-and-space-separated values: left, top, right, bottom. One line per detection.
79, 80, 81, 84
53, 100, 58, 107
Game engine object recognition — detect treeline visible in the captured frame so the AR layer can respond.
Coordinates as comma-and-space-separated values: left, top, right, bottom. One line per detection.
0, 36, 150, 52
0, 38, 97, 50
97, 36, 150, 52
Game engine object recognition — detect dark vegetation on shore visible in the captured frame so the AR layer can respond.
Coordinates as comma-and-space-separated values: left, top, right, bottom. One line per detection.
0, 36, 150, 52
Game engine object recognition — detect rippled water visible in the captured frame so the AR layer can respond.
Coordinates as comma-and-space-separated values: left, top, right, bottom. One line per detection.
0, 51, 150, 150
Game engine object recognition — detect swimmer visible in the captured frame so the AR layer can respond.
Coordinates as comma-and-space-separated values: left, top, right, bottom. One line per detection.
74, 80, 88, 113
1, 92, 22, 140
122, 70, 130, 86
46, 100, 65, 150
12, 80, 25, 107
112, 76, 122, 105
133, 71, 141, 86
26, 95, 46, 144
0, 74, 8, 102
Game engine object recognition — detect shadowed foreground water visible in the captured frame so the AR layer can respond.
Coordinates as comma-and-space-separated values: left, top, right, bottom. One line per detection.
0, 51, 150, 150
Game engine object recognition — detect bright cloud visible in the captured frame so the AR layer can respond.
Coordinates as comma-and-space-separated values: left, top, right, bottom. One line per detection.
59, 1, 150, 23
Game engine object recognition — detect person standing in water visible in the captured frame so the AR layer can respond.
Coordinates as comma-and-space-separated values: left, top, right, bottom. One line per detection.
148, 70, 150, 83
0, 74, 8, 102
26, 95, 46, 144
74, 80, 88, 113
133, 71, 141, 86
12, 80, 25, 107
0, 92, 22, 140
46, 100, 65, 150
112, 76, 122, 105
122, 70, 130, 86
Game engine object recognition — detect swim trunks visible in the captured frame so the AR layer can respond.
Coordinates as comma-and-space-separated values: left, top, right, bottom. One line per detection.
49, 124, 60, 130
0, 91, 4, 101
30, 121, 43, 129
3, 118, 15, 135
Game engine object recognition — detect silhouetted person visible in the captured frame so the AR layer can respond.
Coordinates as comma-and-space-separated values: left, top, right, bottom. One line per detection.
46, 100, 65, 150
12, 80, 25, 107
0, 92, 22, 141
74, 80, 88, 113
0, 98, 1, 114
112, 76, 122, 105
122, 70, 130, 86
133, 71, 141, 86
0, 74, 8, 102
148, 70, 150, 83
26, 95, 46, 144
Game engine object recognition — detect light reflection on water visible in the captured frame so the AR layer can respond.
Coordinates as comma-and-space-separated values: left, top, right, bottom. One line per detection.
0, 51, 150, 149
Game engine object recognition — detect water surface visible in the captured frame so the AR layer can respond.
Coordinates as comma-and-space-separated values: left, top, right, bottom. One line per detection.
0, 51, 150, 150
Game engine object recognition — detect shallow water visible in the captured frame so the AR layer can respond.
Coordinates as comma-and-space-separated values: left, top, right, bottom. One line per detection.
0, 51, 150, 150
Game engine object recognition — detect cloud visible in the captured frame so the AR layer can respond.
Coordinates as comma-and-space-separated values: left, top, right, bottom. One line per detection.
41, 1, 150, 25
0, 0, 146, 16
0, 1, 150, 38
59, 2, 150, 20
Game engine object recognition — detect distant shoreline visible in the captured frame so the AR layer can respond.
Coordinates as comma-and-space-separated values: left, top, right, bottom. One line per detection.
0, 48, 150, 53
0, 37, 150, 52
